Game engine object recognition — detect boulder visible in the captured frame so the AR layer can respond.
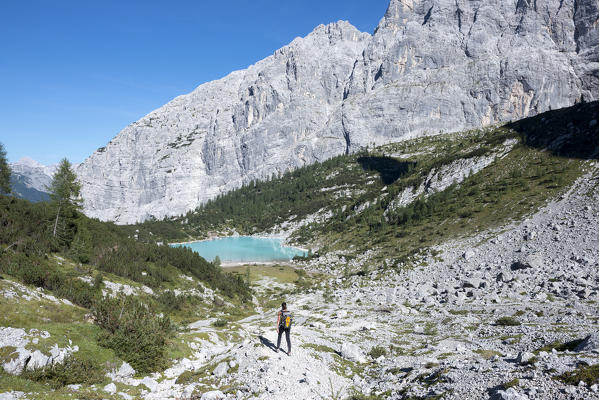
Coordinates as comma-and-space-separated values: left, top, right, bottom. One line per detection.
115, 362, 136, 379
516, 351, 535, 365
212, 361, 229, 377
103, 383, 117, 395
497, 271, 513, 283
575, 333, 599, 353
340, 343, 366, 363
462, 278, 482, 289
200, 391, 226, 400
26, 350, 51, 371
492, 388, 529, 400
2, 349, 31, 375
525, 254, 544, 269
463, 250, 476, 261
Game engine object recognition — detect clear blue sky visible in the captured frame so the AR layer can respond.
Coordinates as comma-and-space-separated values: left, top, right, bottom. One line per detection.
0, 0, 389, 165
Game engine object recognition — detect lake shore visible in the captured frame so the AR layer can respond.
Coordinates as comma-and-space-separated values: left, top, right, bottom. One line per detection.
220, 261, 296, 268
169, 235, 309, 252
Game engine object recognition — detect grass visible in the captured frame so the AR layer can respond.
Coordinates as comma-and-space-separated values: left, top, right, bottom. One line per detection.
474, 349, 503, 360
226, 264, 308, 287
301, 343, 338, 354
558, 364, 599, 386
536, 339, 584, 354
502, 378, 520, 390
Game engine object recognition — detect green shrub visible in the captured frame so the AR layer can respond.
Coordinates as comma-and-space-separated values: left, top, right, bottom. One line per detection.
558, 364, 599, 386
93, 295, 172, 373
21, 355, 105, 389
495, 317, 521, 326
212, 319, 228, 328
156, 291, 186, 311
502, 378, 520, 390
368, 346, 387, 359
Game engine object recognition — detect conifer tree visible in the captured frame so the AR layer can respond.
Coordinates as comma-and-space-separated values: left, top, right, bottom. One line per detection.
0, 142, 11, 195
47, 158, 81, 241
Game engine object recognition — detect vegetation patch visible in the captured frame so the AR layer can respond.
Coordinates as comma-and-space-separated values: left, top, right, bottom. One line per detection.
20, 355, 105, 389
495, 317, 521, 327
536, 339, 584, 354
93, 295, 172, 374
368, 346, 387, 359
557, 364, 599, 386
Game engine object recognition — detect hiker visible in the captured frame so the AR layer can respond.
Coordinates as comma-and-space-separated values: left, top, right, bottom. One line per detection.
276, 302, 292, 355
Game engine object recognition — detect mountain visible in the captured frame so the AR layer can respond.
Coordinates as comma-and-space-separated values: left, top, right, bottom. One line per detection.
9, 157, 57, 202
77, 0, 599, 224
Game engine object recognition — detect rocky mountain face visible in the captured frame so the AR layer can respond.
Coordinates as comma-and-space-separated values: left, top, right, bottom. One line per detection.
9, 158, 56, 202
77, 0, 599, 224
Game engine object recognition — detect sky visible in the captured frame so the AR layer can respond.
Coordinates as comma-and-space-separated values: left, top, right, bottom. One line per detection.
0, 0, 389, 165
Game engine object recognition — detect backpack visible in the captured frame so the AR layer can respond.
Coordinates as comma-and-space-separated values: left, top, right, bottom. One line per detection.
279, 311, 292, 329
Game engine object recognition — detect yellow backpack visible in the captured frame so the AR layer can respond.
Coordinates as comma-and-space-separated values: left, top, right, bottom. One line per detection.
280, 311, 293, 329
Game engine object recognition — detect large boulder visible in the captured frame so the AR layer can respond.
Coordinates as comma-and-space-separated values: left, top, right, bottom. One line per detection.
26, 350, 51, 371
340, 343, 366, 363
212, 361, 229, 377
576, 333, 599, 353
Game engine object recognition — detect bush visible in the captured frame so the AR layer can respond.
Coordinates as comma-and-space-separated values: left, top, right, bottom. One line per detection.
212, 319, 228, 328
558, 364, 599, 386
368, 346, 387, 359
93, 295, 172, 373
21, 355, 105, 389
495, 317, 521, 326
0, 252, 99, 309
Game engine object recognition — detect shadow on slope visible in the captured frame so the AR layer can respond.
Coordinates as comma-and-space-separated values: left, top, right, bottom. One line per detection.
357, 156, 416, 185
508, 100, 599, 160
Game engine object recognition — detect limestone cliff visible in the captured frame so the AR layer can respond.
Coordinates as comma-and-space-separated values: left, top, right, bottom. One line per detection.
77, 1, 599, 224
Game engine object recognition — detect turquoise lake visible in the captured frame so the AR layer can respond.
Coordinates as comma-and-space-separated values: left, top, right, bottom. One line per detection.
173, 236, 307, 263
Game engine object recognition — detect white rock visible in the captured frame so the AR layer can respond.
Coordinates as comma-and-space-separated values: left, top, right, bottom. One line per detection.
200, 391, 226, 400
0, 391, 25, 400
340, 343, 366, 363
493, 387, 529, 400
3, 349, 31, 375
516, 351, 535, 365
575, 332, 599, 353
139, 377, 159, 392
104, 383, 117, 395
26, 350, 51, 371
212, 361, 229, 377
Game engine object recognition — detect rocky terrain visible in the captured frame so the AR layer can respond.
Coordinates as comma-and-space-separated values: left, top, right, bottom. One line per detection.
76, 0, 599, 224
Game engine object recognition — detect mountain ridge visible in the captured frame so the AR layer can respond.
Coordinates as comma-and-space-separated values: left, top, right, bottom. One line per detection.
77, 0, 599, 224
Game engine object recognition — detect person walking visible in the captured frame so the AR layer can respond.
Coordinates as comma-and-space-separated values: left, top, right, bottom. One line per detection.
276, 302, 292, 355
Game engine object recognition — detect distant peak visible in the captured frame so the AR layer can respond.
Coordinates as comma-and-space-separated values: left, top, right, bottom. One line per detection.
13, 156, 44, 168
307, 20, 368, 39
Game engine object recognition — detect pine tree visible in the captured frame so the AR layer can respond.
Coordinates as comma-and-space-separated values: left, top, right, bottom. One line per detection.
0, 142, 11, 195
47, 158, 81, 241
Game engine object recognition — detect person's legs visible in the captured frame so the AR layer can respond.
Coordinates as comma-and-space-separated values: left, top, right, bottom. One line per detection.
276, 329, 283, 351
285, 328, 291, 354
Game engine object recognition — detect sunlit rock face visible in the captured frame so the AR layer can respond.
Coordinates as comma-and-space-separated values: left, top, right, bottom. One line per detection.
77, 1, 599, 224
